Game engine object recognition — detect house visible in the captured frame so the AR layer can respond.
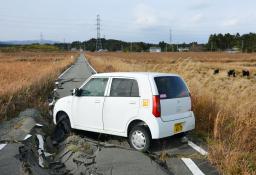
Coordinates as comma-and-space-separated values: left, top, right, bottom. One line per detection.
225, 47, 240, 53
149, 47, 161, 53
178, 47, 190, 52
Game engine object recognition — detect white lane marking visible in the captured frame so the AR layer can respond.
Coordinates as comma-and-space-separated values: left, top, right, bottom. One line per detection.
44, 152, 53, 157
84, 57, 97, 73
181, 158, 205, 175
58, 66, 72, 79
0, 144, 7, 150
23, 134, 32, 140
36, 134, 44, 150
188, 141, 208, 156
36, 134, 45, 168
36, 123, 43, 127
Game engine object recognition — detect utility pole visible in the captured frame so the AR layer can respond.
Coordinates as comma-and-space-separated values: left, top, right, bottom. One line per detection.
241, 40, 244, 52
169, 29, 173, 52
40, 32, 43, 45
130, 42, 133, 52
63, 38, 66, 51
96, 14, 102, 51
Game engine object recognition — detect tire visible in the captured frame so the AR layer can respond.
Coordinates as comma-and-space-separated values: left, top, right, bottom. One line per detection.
60, 118, 71, 134
128, 126, 151, 152
52, 114, 71, 143
176, 131, 188, 138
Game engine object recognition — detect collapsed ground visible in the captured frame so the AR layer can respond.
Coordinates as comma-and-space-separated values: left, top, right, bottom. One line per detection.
0, 53, 218, 175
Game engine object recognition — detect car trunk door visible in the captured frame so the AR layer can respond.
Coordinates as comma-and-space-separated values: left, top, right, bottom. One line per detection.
160, 97, 191, 121
154, 76, 191, 122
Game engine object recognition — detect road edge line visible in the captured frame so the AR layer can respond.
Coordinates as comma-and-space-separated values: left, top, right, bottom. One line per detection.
181, 158, 205, 175
84, 56, 97, 74
0, 143, 7, 150
188, 141, 208, 156
58, 65, 72, 79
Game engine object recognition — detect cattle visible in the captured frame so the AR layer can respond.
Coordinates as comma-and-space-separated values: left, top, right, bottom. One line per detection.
213, 69, 219, 75
242, 69, 250, 77
227, 69, 236, 77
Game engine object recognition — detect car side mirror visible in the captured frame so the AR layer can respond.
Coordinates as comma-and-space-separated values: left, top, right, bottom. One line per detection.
72, 88, 82, 96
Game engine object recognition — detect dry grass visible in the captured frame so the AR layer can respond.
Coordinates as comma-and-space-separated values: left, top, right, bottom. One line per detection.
0, 51, 76, 120
85, 52, 256, 175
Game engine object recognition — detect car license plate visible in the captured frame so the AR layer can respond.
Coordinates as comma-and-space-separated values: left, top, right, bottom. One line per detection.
174, 123, 183, 133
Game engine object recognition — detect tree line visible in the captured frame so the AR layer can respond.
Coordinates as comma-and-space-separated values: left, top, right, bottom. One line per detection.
54, 39, 205, 52
207, 33, 256, 52
1, 32, 256, 52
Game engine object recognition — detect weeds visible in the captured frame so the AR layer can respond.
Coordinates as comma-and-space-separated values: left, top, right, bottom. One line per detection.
0, 51, 76, 121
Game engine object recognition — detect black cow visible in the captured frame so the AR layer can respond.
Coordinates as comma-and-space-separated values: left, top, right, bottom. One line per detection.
227, 69, 236, 77
213, 69, 219, 75
242, 70, 250, 77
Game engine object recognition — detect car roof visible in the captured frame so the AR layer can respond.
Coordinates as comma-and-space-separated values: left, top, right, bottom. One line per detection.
92, 72, 180, 78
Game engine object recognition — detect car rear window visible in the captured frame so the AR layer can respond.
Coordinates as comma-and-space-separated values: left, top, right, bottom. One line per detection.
154, 76, 190, 99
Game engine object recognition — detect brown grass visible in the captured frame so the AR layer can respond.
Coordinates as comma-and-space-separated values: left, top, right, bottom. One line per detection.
0, 51, 76, 121
85, 52, 256, 175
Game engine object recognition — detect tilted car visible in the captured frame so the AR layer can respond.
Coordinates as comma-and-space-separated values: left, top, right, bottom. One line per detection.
53, 72, 195, 151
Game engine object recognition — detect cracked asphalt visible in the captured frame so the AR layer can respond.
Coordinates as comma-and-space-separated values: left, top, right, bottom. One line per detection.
53, 53, 219, 175
0, 53, 220, 175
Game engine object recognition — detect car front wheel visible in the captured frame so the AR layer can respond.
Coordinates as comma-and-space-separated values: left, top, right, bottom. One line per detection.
129, 126, 151, 152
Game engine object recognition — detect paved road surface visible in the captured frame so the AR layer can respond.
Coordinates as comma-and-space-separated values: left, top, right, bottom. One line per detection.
56, 54, 96, 98
0, 53, 220, 175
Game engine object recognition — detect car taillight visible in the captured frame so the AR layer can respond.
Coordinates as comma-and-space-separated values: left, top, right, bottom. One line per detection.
152, 95, 161, 117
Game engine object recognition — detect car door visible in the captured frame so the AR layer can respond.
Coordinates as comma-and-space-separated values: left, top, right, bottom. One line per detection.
72, 77, 109, 130
103, 78, 140, 133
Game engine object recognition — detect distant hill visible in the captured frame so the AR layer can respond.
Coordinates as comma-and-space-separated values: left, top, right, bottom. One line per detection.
0, 40, 59, 45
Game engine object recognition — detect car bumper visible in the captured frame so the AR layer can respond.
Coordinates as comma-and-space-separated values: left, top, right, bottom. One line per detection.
151, 111, 195, 139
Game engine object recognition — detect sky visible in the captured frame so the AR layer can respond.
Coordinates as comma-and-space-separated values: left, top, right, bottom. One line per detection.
0, 0, 256, 43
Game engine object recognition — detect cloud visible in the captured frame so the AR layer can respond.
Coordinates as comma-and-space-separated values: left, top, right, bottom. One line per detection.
222, 18, 239, 27
133, 3, 157, 28
189, 0, 210, 10
191, 14, 203, 23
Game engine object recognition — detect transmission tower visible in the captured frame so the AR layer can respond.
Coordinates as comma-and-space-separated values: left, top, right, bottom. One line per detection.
96, 14, 102, 51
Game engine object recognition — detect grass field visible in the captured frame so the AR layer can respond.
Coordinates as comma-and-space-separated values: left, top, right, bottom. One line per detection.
85, 52, 256, 175
0, 51, 76, 121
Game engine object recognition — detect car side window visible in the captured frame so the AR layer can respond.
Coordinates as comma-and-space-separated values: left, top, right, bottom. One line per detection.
110, 78, 139, 97
80, 78, 108, 96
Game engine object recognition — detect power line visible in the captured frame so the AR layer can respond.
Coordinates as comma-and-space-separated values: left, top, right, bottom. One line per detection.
96, 14, 102, 51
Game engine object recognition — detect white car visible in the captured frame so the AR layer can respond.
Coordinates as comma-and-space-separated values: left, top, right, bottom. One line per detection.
53, 72, 195, 151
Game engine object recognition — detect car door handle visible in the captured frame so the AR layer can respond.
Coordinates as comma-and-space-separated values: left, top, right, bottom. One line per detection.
95, 100, 101, 103
129, 101, 136, 104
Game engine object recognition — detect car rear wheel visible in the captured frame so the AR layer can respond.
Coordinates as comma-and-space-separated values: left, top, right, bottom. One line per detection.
129, 126, 150, 152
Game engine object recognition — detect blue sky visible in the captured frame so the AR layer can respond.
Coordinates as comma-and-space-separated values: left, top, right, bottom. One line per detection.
1, 0, 256, 43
